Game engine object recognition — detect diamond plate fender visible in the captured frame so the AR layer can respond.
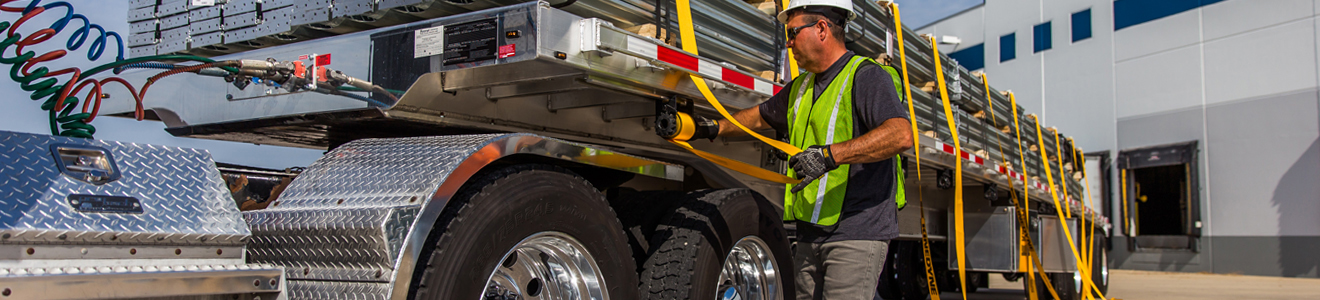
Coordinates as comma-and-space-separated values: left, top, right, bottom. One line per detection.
0, 130, 248, 246
243, 133, 681, 299
287, 280, 390, 300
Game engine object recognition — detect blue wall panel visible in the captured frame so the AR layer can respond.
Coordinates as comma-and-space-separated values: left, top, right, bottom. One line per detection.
1034, 22, 1053, 52
1114, 0, 1225, 31
1001, 33, 1016, 62
1072, 9, 1092, 42
948, 43, 985, 71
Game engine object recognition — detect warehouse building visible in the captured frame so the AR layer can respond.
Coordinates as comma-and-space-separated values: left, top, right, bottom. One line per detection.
916, 0, 1319, 278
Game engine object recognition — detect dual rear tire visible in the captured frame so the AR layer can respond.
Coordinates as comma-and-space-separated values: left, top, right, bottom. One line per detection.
637, 189, 794, 300
408, 164, 793, 300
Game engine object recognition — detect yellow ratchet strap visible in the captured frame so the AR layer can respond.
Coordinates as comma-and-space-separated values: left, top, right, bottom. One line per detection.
1032, 115, 1109, 300
783, 0, 799, 79
988, 77, 1039, 300
1010, 92, 1056, 300
1073, 145, 1095, 300
664, 0, 800, 184
928, 35, 968, 300
1052, 130, 1071, 219
1121, 169, 1130, 237
888, 4, 941, 299
979, 73, 1007, 168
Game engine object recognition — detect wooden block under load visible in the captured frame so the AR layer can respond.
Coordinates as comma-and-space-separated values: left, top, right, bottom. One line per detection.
754, 1, 777, 16
876, 53, 894, 66
921, 81, 936, 93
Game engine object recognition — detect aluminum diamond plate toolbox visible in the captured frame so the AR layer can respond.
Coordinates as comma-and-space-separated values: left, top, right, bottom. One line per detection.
0, 130, 249, 246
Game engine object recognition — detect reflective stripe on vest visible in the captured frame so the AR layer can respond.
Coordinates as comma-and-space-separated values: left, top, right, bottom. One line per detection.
783, 56, 870, 226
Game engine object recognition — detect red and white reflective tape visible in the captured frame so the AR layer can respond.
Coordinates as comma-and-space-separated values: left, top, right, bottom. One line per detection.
994, 165, 1026, 182
626, 36, 781, 96
933, 141, 985, 165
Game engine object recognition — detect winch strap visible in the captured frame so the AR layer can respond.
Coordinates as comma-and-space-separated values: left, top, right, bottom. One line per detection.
928, 35, 968, 300
888, 4, 941, 298
1032, 116, 1110, 300
657, 0, 802, 185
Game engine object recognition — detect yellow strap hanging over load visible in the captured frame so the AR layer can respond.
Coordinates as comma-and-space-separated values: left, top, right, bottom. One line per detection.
886, 4, 941, 298
1052, 129, 1072, 219
1031, 115, 1110, 300
1073, 143, 1096, 300
927, 35, 969, 300
1010, 92, 1059, 300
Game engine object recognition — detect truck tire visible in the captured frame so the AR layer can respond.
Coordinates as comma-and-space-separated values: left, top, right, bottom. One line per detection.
875, 246, 903, 300
945, 271, 984, 293
606, 188, 686, 271
410, 164, 638, 300
638, 189, 793, 300
893, 241, 932, 300
1034, 272, 1080, 300
1090, 236, 1109, 295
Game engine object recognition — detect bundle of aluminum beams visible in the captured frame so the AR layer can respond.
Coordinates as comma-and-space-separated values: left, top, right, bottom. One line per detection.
120, 0, 1093, 213
125, 0, 906, 77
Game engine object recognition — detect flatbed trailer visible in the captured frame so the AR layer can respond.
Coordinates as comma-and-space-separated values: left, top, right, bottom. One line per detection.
1, 0, 1109, 299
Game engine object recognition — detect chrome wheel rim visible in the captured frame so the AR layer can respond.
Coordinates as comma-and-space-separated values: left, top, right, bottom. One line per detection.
484, 232, 606, 300
1073, 271, 1084, 294
1100, 249, 1109, 287
717, 236, 781, 300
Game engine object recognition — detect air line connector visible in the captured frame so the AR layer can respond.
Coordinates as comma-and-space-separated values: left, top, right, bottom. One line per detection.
323, 68, 375, 91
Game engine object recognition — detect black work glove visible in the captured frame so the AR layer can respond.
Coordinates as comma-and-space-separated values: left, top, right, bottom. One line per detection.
789, 145, 839, 193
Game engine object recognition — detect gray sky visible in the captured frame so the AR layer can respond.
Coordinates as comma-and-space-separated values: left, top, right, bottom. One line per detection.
0, 0, 975, 169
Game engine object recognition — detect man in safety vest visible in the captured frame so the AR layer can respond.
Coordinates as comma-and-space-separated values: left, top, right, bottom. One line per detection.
679, 0, 913, 298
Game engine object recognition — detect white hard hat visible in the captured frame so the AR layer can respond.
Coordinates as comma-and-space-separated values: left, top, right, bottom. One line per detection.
776, 0, 857, 24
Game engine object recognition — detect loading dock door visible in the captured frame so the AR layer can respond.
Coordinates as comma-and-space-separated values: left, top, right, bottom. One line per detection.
1118, 141, 1201, 251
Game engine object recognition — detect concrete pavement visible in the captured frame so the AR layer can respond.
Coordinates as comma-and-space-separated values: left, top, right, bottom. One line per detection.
933, 269, 1320, 299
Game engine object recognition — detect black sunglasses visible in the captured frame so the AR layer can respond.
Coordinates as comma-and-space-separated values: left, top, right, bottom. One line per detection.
786, 21, 825, 41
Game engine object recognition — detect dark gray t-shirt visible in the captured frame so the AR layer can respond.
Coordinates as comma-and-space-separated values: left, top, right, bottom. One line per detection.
758, 51, 909, 243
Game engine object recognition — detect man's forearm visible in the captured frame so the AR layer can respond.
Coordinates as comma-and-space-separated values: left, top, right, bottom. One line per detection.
830, 118, 914, 165
716, 106, 770, 137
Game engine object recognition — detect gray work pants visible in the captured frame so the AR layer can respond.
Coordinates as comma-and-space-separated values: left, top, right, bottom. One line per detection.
794, 240, 889, 300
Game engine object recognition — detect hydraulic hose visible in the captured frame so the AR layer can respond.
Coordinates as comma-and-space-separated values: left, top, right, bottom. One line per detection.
0, 0, 239, 138
316, 82, 391, 107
